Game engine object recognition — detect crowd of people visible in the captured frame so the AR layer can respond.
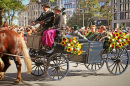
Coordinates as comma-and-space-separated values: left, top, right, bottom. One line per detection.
1, 2, 130, 50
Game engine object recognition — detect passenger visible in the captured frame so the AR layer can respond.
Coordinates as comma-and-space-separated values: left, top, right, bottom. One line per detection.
93, 25, 108, 41
41, 6, 65, 50
86, 25, 98, 41
68, 25, 88, 40
31, 2, 54, 36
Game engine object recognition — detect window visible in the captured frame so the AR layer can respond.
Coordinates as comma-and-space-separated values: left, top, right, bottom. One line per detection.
114, 23, 117, 29
114, 0, 117, 4
125, 12, 129, 19
120, 12, 125, 19
114, 13, 117, 20
120, 0, 124, 3
34, 11, 35, 15
129, 12, 130, 19
125, 3, 128, 10
114, 5, 117, 12
120, 4, 124, 11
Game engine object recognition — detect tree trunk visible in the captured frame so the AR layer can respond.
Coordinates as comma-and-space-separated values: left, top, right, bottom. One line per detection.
0, 8, 3, 28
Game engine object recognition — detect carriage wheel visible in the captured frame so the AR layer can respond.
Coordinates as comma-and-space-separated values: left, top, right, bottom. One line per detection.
106, 47, 129, 75
84, 52, 105, 72
29, 49, 46, 76
31, 57, 46, 76
46, 53, 69, 81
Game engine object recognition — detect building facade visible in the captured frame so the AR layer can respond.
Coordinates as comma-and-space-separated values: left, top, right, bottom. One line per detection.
18, 10, 28, 27
112, 0, 130, 29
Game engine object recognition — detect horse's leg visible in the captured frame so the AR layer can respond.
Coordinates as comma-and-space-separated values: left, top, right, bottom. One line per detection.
0, 55, 11, 80
13, 56, 22, 84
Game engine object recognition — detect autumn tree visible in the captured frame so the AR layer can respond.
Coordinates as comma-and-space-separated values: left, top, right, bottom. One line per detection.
100, 0, 114, 30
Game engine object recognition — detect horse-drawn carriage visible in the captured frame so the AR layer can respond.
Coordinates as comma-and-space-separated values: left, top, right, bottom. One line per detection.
27, 32, 129, 81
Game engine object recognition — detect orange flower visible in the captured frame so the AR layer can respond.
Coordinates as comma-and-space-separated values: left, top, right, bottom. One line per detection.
60, 41, 65, 45
67, 47, 72, 52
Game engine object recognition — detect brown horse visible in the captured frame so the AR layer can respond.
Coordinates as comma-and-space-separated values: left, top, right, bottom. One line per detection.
0, 30, 32, 84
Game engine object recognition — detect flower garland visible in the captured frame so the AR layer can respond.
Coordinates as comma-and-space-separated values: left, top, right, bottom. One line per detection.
60, 37, 82, 55
107, 30, 130, 50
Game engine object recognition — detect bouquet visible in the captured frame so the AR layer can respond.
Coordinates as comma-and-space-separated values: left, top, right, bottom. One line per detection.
60, 37, 82, 55
107, 30, 130, 50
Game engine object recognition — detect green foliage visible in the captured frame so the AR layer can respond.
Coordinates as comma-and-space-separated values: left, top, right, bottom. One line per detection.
67, 0, 102, 28
2, 0, 25, 26
100, 0, 114, 29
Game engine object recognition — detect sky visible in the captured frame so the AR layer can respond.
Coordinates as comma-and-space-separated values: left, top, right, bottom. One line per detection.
13, 0, 30, 25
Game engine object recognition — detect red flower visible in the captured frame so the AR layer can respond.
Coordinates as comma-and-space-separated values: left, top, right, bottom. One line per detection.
63, 39, 66, 41
115, 31, 117, 33
87, 31, 88, 33
122, 43, 124, 46
126, 38, 128, 41
109, 42, 111, 44
113, 34, 115, 37
64, 44, 66, 46
112, 33, 114, 35
118, 37, 120, 39
80, 50, 82, 52
119, 32, 122, 34
116, 45, 119, 48
117, 40, 119, 43
69, 39, 72, 43
111, 45, 114, 48
73, 49, 76, 51
75, 43, 77, 44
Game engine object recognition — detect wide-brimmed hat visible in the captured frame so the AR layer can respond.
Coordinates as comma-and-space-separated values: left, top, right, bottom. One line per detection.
73, 25, 79, 30
54, 6, 62, 12
42, 2, 50, 8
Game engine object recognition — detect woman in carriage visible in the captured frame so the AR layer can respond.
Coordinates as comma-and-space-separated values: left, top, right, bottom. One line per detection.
41, 6, 65, 50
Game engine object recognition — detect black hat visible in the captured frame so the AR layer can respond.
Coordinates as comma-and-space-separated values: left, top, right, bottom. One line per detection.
54, 6, 62, 12
42, 2, 50, 8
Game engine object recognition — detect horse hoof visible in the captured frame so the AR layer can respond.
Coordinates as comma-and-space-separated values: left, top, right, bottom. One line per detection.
0, 72, 5, 80
14, 80, 20, 85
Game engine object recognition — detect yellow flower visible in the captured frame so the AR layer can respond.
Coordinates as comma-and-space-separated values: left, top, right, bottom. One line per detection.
76, 43, 79, 47
122, 33, 125, 36
71, 43, 74, 47
115, 33, 119, 37
119, 43, 122, 47
114, 37, 117, 41
73, 37, 76, 41
79, 44, 81, 49
121, 36, 124, 39
77, 50, 82, 55
60, 41, 65, 45
66, 47, 72, 52
124, 42, 128, 46
109, 39, 112, 42
112, 43, 115, 46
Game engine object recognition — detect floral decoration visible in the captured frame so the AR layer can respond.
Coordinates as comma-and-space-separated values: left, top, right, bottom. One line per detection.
107, 30, 130, 50
60, 37, 82, 55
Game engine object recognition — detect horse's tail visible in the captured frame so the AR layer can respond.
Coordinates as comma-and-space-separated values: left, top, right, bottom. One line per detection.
0, 58, 4, 72
20, 37, 32, 74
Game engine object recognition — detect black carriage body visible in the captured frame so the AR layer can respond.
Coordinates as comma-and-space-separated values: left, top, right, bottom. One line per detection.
68, 39, 103, 64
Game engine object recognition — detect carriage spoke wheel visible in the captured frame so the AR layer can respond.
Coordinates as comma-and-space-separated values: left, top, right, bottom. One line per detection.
31, 57, 46, 76
106, 47, 129, 75
84, 57, 104, 72
46, 53, 69, 81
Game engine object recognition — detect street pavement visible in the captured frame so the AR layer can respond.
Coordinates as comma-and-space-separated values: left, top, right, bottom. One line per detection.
0, 50, 130, 86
